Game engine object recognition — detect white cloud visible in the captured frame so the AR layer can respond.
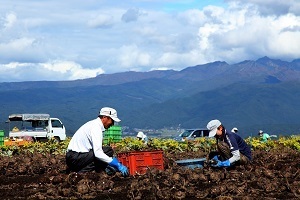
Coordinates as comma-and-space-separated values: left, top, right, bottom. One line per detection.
0, 37, 46, 63
226, 0, 300, 15
0, 61, 104, 82
3, 12, 17, 29
177, 9, 206, 26
118, 45, 151, 69
0, 37, 35, 50
150, 67, 170, 71
195, 3, 300, 63
0, 0, 300, 82
87, 14, 115, 28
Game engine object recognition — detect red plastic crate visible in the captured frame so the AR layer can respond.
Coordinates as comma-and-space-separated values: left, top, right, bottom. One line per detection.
117, 150, 164, 175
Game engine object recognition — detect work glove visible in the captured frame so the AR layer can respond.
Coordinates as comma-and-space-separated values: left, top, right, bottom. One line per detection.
208, 155, 219, 166
212, 159, 231, 167
109, 158, 129, 177
212, 155, 219, 161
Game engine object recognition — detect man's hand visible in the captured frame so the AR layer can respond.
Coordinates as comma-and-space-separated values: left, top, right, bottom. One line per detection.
208, 155, 219, 166
213, 159, 230, 167
118, 164, 129, 177
109, 158, 129, 177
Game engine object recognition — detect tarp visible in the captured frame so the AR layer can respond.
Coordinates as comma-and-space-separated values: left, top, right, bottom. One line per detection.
8, 114, 50, 121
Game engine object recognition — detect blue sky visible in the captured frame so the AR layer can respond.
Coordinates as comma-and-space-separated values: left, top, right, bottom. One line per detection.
0, 0, 300, 82
161, 0, 226, 11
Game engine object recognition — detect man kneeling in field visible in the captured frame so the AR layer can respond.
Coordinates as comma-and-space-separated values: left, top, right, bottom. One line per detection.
66, 107, 129, 177
207, 119, 252, 167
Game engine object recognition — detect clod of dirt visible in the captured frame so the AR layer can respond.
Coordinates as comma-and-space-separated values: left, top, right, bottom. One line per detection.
198, 173, 208, 181
209, 171, 221, 182
17, 164, 27, 174
264, 168, 275, 178
130, 179, 139, 189
174, 190, 186, 199
77, 183, 89, 194
51, 174, 65, 184
210, 186, 221, 196
156, 188, 171, 199
59, 188, 72, 196
39, 176, 51, 184
49, 158, 57, 165
66, 172, 81, 185
189, 172, 200, 183
46, 188, 58, 197
28, 192, 46, 200
226, 182, 237, 191
172, 173, 181, 181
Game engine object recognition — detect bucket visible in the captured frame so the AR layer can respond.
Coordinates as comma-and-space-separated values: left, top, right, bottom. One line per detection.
175, 158, 206, 169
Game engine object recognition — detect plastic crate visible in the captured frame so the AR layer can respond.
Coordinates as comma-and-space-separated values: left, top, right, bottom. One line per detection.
103, 125, 122, 144
117, 150, 164, 175
0, 130, 4, 146
175, 158, 206, 169
103, 136, 122, 144
4, 139, 32, 146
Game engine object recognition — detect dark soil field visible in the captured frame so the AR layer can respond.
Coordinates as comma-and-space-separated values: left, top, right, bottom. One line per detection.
0, 147, 299, 200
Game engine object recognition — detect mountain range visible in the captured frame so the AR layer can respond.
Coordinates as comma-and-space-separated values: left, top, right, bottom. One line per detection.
1, 56, 300, 138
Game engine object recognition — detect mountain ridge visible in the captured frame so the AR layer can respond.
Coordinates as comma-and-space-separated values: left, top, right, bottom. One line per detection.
0, 56, 300, 137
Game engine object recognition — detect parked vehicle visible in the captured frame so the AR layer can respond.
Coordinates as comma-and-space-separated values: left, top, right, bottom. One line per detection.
7, 113, 66, 142
174, 128, 209, 142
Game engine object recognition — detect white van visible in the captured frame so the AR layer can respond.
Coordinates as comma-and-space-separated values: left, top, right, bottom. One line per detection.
174, 128, 209, 142
8, 113, 66, 142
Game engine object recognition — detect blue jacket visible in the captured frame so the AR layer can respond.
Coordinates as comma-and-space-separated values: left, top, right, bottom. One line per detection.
221, 131, 252, 161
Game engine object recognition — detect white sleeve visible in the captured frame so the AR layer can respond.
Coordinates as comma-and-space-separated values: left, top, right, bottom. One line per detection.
229, 150, 240, 163
90, 127, 113, 164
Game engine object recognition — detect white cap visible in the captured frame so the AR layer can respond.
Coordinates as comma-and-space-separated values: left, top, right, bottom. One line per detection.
259, 130, 263, 134
99, 107, 121, 122
231, 127, 238, 133
207, 119, 222, 137
137, 131, 144, 138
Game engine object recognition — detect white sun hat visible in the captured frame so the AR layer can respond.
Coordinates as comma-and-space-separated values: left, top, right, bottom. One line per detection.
99, 107, 121, 122
207, 119, 222, 137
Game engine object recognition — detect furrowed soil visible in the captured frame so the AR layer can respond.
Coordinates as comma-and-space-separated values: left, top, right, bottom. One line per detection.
0, 147, 299, 200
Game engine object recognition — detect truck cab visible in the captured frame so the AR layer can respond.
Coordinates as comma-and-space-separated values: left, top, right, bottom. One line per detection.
45, 118, 66, 141
8, 114, 66, 142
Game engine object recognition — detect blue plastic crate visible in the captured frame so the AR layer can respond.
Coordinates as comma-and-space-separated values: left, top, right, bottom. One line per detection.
175, 158, 206, 169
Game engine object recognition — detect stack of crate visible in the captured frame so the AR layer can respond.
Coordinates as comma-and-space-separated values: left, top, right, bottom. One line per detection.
0, 130, 4, 146
103, 125, 122, 145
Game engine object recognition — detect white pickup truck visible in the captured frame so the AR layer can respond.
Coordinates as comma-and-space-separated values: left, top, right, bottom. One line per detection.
8, 113, 66, 142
